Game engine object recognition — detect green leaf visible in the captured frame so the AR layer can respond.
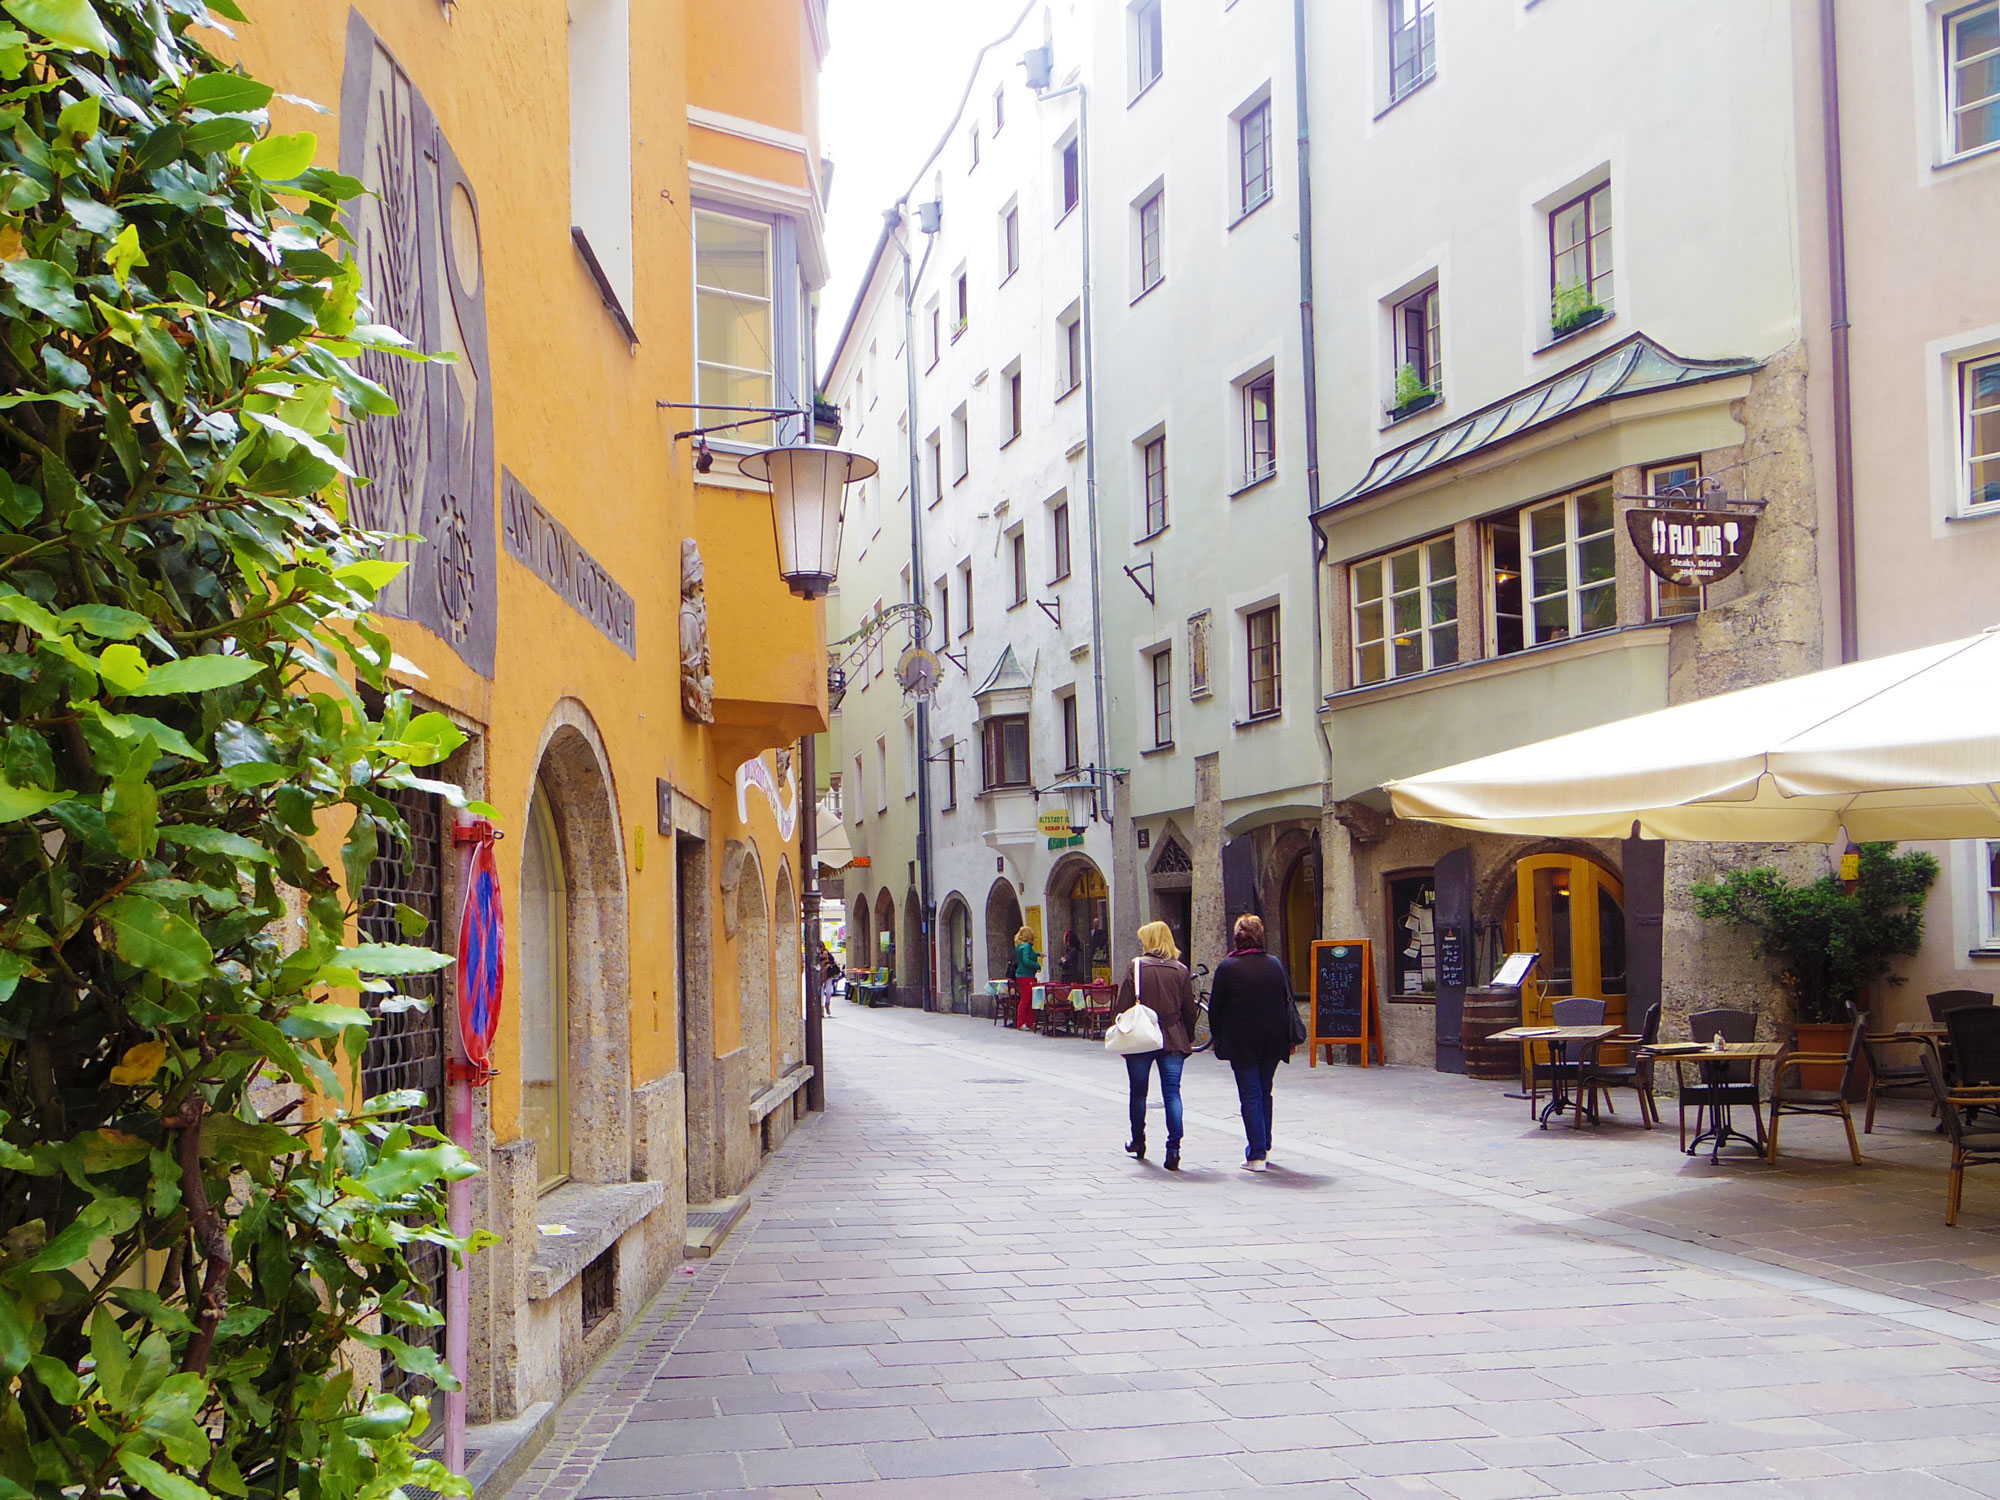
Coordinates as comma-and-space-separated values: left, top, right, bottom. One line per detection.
1, 0, 110, 55
344, 1143, 475, 1202
160, 824, 273, 863
127, 654, 264, 695
0, 778, 69, 822
242, 131, 316, 182
0, 258, 84, 329
26, 1197, 136, 1270
0, 951, 31, 1005
183, 72, 274, 113
60, 604, 152, 640
0, 472, 42, 526
0, 1287, 32, 1375
332, 559, 405, 591
394, 903, 429, 938
97, 641, 150, 693
332, 943, 453, 976
0, 591, 60, 638
61, 190, 118, 235
107, 221, 147, 289
118, 1449, 214, 1500
54, 92, 97, 140
103, 771, 160, 858
28, 1354, 78, 1403
99, 894, 215, 984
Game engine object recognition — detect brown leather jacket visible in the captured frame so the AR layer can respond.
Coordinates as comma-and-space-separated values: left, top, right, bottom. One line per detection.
1114, 955, 1201, 1055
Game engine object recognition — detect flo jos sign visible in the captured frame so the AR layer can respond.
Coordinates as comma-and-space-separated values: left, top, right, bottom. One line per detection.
1624, 479, 1763, 589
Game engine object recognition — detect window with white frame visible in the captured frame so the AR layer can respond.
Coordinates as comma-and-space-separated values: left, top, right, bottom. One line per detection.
1550, 181, 1614, 333
875, 736, 889, 812
1141, 432, 1168, 536
1060, 691, 1081, 772
1963, 353, 2000, 511
1246, 605, 1282, 718
1001, 201, 1020, 280
1236, 95, 1273, 215
924, 430, 942, 504
925, 297, 941, 368
570, 0, 634, 329
940, 737, 958, 811
1149, 647, 1173, 748
1983, 840, 2000, 946
1008, 526, 1028, 606
1132, 0, 1164, 97
1947, 3, 2000, 159
1387, 0, 1435, 103
1241, 371, 1276, 485
1058, 306, 1083, 395
1646, 461, 1705, 618
1059, 135, 1081, 217
1136, 187, 1165, 295
1051, 498, 1072, 581
958, 560, 974, 634
904, 714, 917, 798
968, 123, 980, 170
1392, 281, 1441, 406
694, 210, 773, 441
981, 715, 1031, 789
954, 267, 969, 337
934, 576, 951, 644
994, 83, 1006, 133
852, 753, 865, 822
951, 403, 969, 482
1004, 361, 1023, 443
1490, 483, 1616, 654
1352, 536, 1457, 685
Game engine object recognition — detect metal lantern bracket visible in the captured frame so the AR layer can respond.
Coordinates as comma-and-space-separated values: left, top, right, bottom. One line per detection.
940, 647, 968, 675
828, 601, 936, 703
1617, 475, 1769, 512
1036, 598, 1061, 629
1122, 555, 1156, 605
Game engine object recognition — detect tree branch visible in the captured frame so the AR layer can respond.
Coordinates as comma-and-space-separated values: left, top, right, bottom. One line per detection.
174, 1096, 231, 1374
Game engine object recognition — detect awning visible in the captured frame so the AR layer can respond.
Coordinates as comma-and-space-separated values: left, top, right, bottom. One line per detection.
815, 803, 854, 869
1383, 629, 2000, 843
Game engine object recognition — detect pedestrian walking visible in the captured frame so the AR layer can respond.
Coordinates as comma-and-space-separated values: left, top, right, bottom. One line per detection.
1114, 921, 1201, 1171
1012, 926, 1042, 1030
818, 952, 839, 1017
1208, 914, 1297, 1172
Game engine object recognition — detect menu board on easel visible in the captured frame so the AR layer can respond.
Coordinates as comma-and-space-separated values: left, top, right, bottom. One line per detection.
1310, 940, 1382, 1067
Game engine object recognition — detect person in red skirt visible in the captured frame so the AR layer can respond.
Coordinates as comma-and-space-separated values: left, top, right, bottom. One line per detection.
1012, 926, 1042, 1030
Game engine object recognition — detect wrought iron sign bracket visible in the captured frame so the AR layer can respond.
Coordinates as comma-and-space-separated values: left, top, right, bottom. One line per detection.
1122, 554, 1156, 605
940, 647, 969, 675
1036, 598, 1062, 629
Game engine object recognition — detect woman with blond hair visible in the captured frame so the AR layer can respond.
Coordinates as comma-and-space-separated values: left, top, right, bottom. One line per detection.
1113, 920, 1201, 1170
1011, 925, 1041, 1030
1209, 913, 1297, 1172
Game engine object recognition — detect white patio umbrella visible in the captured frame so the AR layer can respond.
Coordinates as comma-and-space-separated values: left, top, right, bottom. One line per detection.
1383, 627, 2000, 843
815, 800, 854, 870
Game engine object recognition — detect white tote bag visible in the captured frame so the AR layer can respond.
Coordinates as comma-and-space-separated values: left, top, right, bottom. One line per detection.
1105, 959, 1165, 1055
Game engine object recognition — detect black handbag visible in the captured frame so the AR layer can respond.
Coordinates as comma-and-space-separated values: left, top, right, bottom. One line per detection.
1288, 1000, 1308, 1046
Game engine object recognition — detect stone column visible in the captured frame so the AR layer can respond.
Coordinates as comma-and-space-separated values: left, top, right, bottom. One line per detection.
1191, 754, 1226, 973
1110, 771, 1142, 971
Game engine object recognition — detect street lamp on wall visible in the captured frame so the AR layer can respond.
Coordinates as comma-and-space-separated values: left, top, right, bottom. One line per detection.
738, 443, 878, 600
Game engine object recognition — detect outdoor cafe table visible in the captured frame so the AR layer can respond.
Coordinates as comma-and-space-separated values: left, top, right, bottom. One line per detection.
1490, 1024, 1619, 1129
1643, 1040, 1784, 1163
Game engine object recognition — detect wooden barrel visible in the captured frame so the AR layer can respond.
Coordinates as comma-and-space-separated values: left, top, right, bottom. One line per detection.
1462, 988, 1523, 1081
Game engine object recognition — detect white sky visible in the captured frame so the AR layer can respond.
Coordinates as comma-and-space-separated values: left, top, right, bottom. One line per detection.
819, 0, 1031, 370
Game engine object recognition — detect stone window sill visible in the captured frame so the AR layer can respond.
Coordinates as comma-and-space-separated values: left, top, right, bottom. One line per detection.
529, 1180, 665, 1301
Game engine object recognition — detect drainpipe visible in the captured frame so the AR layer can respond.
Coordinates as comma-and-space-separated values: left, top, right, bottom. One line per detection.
892, 210, 939, 1009
1293, 0, 1333, 796
1819, 0, 1858, 664
800, 731, 824, 1111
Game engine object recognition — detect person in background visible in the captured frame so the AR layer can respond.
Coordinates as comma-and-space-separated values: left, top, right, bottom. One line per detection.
818, 952, 840, 1016
1208, 913, 1296, 1172
1013, 926, 1041, 1030
1114, 920, 1200, 1170
1088, 919, 1109, 972
1061, 929, 1084, 983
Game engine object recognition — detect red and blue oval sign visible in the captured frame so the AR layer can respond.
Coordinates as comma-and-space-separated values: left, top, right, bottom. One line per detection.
456, 819, 505, 1082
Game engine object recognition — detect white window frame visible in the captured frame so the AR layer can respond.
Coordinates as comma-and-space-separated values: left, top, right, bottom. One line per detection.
1963, 352, 2000, 512
1141, 430, 1168, 537
1003, 360, 1024, 443
958, 560, 974, 636
1946, 2, 2000, 162
1391, 280, 1442, 402
924, 296, 942, 369
1387, 0, 1436, 104
1058, 134, 1081, 220
904, 714, 917, 799
1237, 367, 1277, 488
875, 736, 889, 813
925, 430, 943, 505
1245, 604, 1282, 720
1131, 0, 1164, 99
1498, 484, 1618, 652
1050, 496, 1072, 582
1148, 647, 1174, 749
934, 576, 951, 644
693, 209, 774, 443
852, 753, 865, 823
1234, 92, 1273, 218
1001, 201, 1021, 281
1981, 839, 2000, 948
1008, 524, 1028, 607
1059, 691, 1081, 772
1058, 305, 1083, 396
1135, 186, 1165, 297
1351, 535, 1459, 685
951, 404, 970, 483
1645, 461, 1706, 619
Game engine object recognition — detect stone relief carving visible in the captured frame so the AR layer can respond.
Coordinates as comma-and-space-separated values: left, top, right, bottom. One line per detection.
680, 538, 715, 723
338, 13, 496, 677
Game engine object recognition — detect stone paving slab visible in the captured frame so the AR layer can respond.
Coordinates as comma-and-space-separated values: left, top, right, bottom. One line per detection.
501, 1007, 2000, 1499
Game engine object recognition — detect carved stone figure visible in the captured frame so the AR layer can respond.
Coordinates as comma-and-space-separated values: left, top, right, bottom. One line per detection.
680, 538, 715, 723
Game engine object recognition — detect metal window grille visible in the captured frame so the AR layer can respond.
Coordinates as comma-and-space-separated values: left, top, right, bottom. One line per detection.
359, 784, 448, 1404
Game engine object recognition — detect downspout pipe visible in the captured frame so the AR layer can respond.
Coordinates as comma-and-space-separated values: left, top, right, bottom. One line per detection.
1292, 0, 1332, 791
1820, 0, 1858, 664
800, 731, 824, 1110
891, 209, 938, 1009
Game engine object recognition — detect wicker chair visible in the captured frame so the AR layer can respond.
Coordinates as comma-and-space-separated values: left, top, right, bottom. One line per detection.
1766, 1024, 1862, 1165
1919, 1045, 2000, 1225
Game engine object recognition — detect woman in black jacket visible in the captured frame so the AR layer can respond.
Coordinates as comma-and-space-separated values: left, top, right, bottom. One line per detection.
1208, 914, 1296, 1172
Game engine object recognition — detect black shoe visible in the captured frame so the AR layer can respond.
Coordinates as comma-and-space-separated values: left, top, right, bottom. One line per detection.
1125, 1138, 1145, 1160
1164, 1149, 1181, 1172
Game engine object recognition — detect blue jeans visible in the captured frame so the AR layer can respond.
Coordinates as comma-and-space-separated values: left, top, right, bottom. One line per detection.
1232, 1057, 1279, 1160
1125, 1050, 1185, 1149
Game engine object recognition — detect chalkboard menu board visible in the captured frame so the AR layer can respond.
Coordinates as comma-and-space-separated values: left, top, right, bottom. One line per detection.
1437, 925, 1465, 991
1315, 943, 1367, 1040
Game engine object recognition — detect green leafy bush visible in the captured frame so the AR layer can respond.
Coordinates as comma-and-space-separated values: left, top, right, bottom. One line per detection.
1550, 279, 1605, 336
1392, 362, 1435, 411
1692, 843, 1940, 1024
0, 4, 485, 1500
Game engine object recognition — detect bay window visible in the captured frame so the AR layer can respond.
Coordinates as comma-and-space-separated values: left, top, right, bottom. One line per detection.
981, 714, 1031, 790
1352, 536, 1457, 685
1491, 484, 1617, 654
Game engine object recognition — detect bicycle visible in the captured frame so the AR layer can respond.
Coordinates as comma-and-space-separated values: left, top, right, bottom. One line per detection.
1190, 963, 1214, 1053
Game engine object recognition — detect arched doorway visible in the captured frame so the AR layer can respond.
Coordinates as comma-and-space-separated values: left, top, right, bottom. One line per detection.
850, 893, 870, 972
736, 854, 773, 1093
774, 866, 800, 1075
1280, 851, 1319, 999
902, 886, 924, 1004
1047, 856, 1110, 981
985, 878, 1022, 979
939, 893, 973, 1012
520, 781, 568, 1190
1505, 852, 1626, 1031
873, 888, 896, 980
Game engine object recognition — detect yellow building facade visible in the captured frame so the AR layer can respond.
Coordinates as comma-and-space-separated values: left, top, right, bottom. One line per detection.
229, 0, 831, 1430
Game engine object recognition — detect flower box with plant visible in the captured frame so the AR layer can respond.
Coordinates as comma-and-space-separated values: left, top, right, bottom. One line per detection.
1550, 280, 1608, 338
1390, 363, 1440, 420
1693, 843, 1939, 1089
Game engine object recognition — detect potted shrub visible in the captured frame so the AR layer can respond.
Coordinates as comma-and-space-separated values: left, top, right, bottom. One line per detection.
1550, 280, 1608, 338
1390, 362, 1440, 420
1693, 843, 1939, 1089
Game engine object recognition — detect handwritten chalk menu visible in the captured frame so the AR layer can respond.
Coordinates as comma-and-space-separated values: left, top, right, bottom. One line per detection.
1437, 925, 1465, 991
1310, 940, 1381, 1067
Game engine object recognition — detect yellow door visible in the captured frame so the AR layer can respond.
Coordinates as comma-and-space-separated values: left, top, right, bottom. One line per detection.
1509, 854, 1627, 1041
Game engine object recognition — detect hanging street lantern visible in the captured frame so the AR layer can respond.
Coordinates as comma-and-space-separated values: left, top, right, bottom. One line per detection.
739, 443, 878, 600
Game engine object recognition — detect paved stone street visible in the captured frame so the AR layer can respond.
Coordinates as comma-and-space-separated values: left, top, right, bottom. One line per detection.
504, 1007, 2000, 1499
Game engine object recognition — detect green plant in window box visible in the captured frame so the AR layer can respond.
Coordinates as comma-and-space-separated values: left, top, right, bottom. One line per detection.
1692, 843, 1939, 1025
1550, 280, 1608, 337
1391, 363, 1439, 418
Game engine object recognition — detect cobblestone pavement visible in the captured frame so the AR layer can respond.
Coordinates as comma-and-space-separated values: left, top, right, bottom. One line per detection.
505, 1005, 2000, 1499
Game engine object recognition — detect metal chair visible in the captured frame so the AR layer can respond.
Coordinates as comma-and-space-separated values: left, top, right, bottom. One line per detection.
1767, 1023, 1863, 1165
1918, 1045, 2000, 1225
1582, 1001, 1661, 1128
1927, 989, 1995, 1023
1679, 1007, 1764, 1153
1530, 996, 1607, 1124
1852, 1001, 1935, 1132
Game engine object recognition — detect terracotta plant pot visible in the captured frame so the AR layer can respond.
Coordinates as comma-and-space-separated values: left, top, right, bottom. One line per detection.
1793, 1020, 1856, 1093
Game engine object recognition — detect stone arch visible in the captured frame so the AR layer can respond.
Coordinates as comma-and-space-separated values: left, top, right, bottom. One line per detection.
525, 698, 630, 1186
985, 877, 1023, 980
734, 842, 773, 1093
773, 862, 801, 1075
1045, 853, 1109, 980
873, 888, 896, 977
850, 893, 871, 968
938, 891, 974, 1011
1474, 839, 1622, 919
